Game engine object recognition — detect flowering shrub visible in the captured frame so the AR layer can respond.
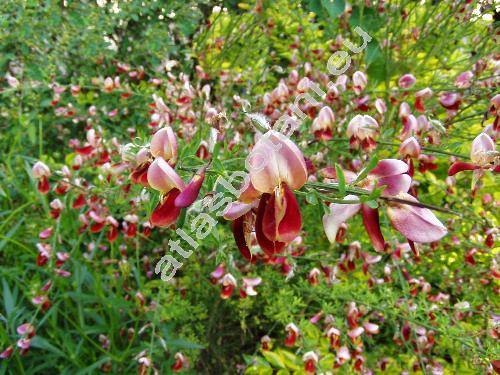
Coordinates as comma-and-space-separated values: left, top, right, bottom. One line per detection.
0, 0, 498, 374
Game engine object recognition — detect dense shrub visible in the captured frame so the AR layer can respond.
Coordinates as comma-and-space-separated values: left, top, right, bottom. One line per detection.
0, 1, 498, 374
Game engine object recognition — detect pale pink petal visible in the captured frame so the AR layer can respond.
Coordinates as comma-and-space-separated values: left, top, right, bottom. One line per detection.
222, 201, 256, 220
337, 346, 351, 361
243, 277, 262, 286
470, 133, 495, 163
369, 159, 408, 178
348, 326, 365, 339
211, 264, 225, 279
386, 193, 448, 243
32, 161, 51, 178
322, 196, 361, 243
147, 157, 185, 193
378, 174, 412, 195
363, 322, 380, 334
313, 106, 335, 130
248, 130, 307, 193
273, 132, 308, 190
248, 136, 281, 193
455, 71, 473, 88
375, 98, 387, 114
399, 102, 411, 119
39, 227, 53, 239
398, 74, 416, 89
399, 137, 421, 158
150, 126, 178, 163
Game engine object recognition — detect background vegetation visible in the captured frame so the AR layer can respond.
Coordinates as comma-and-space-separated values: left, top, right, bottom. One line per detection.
0, 0, 498, 374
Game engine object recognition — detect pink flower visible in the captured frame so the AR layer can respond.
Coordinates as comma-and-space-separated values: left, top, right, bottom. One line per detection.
32, 161, 51, 178
39, 227, 53, 240
240, 277, 262, 297
455, 71, 473, 88
398, 73, 416, 89
17, 338, 31, 351
311, 106, 335, 140
210, 264, 225, 281
103, 77, 115, 92
399, 102, 411, 119
17, 323, 35, 337
399, 137, 421, 158
147, 157, 204, 227
386, 193, 448, 243
220, 273, 237, 299
363, 322, 380, 334
415, 88, 433, 112
400, 114, 418, 140
323, 159, 447, 248
348, 326, 365, 340
172, 352, 188, 372
224, 130, 307, 258
284, 323, 300, 347
375, 98, 387, 114
439, 92, 461, 110
327, 327, 341, 348
174, 166, 206, 209
448, 133, 498, 178
0, 346, 13, 359
352, 71, 367, 94
346, 115, 379, 151
310, 311, 323, 324
297, 77, 311, 93
470, 133, 497, 165
32, 161, 51, 194
335, 346, 351, 366
308, 268, 321, 285
303, 351, 318, 374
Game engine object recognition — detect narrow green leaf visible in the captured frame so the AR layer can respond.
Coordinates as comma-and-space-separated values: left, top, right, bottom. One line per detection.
306, 191, 318, 205
353, 156, 378, 185
2, 279, 15, 317
335, 163, 346, 196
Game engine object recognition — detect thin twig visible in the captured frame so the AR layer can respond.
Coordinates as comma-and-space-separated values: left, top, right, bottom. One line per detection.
305, 182, 461, 216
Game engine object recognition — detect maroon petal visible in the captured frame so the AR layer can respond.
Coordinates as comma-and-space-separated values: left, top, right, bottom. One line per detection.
361, 204, 386, 252
277, 184, 302, 243
38, 176, 50, 194
130, 162, 151, 187
232, 216, 252, 261
75, 145, 94, 155
447, 161, 479, 176
107, 226, 118, 242
150, 189, 182, 227
256, 194, 285, 255
262, 192, 278, 241
72, 194, 86, 209
408, 240, 420, 262
90, 221, 105, 233
175, 168, 205, 208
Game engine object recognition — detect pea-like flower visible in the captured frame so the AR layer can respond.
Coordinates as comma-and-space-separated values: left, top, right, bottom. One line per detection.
223, 130, 308, 258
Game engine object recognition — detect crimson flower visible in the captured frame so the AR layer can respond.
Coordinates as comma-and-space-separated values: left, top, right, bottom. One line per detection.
223, 130, 308, 259
448, 132, 499, 178
323, 159, 447, 250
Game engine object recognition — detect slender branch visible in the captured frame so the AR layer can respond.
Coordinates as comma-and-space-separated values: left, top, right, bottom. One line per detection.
305, 181, 461, 216
376, 140, 469, 159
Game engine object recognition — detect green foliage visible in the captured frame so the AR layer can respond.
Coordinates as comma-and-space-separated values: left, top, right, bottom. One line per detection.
0, 0, 498, 374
